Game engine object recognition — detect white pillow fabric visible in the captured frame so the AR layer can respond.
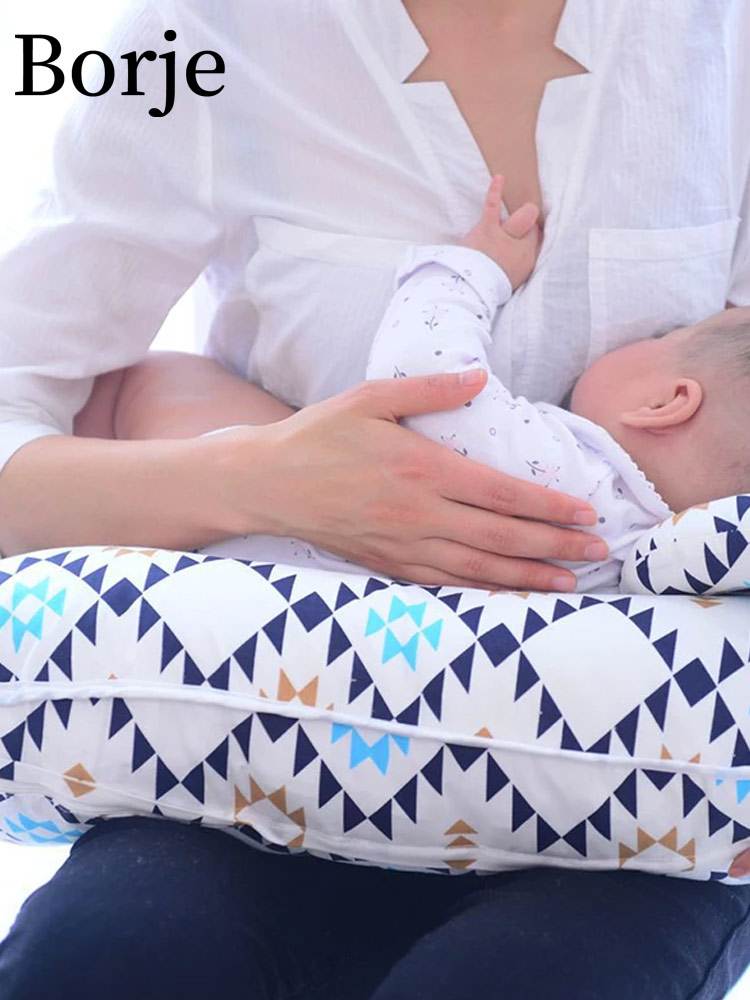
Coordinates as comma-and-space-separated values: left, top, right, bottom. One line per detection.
0, 502, 748, 882
621, 495, 750, 597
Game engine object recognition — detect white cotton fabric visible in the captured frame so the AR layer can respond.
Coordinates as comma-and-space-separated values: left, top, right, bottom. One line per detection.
0, 0, 748, 481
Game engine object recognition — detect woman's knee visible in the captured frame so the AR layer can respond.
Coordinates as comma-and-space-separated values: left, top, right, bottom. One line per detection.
0, 818, 276, 1000
370, 868, 750, 1000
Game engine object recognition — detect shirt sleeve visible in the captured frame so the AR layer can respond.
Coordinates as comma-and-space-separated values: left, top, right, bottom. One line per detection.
0, 0, 227, 476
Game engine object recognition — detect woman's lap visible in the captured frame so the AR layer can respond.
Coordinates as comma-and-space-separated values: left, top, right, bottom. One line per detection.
0, 818, 748, 1000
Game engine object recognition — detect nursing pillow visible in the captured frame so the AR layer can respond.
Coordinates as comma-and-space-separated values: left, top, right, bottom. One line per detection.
0, 495, 749, 885
621, 494, 750, 597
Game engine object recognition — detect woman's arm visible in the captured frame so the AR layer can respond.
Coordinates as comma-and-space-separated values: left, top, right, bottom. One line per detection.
73, 352, 296, 443
2, 370, 600, 596
114, 352, 296, 439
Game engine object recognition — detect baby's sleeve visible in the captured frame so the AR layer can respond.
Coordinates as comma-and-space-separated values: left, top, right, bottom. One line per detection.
365, 245, 590, 492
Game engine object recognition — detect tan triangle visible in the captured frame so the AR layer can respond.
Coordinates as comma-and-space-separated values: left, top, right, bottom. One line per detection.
327, 703, 335, 711
475, 727, 493, 739
278, 670, 296, 702
288, 807, 306, 828
300, 677, 319, 707
268, 786, 288, 814
637, 828, 657, 852
287, 833, 305, 849
689, 753, 702, 764
445, 859, 476, 871
691, 597, 722, 610
679, 838, 696, 865
619, 843, 636, 866
660, 745, 673, 760
445, 820, 478, 836
63, 763, 95, 798
259, 689, 268, 699
447, 836, 477, 849
249, 778, 266, 804
108, 674, 118, 680
514, 592, 531, 600
234, 786, 251, 816
659, 827, 678, 852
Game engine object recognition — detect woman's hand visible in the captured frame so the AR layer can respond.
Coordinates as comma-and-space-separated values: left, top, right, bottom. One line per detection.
218, 370, 605, 592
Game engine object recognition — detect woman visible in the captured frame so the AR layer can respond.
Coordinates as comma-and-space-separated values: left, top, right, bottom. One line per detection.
0, 1, 749, 997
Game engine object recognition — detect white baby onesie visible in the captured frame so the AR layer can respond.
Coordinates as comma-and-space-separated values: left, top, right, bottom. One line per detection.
199, 245, 672, 592
363, 245, 673, 591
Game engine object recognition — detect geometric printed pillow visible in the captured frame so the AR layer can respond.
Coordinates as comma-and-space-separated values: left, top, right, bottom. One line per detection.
1, 539, 750, 883
621, 495, 750, 597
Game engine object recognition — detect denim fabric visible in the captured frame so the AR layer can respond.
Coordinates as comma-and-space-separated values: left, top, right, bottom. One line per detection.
0, 817, 748, 1000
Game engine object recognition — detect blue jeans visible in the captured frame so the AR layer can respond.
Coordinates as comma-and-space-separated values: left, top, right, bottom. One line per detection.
0, 817, 749, 999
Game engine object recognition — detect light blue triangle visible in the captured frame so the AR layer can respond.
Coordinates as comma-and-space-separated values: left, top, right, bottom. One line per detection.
47, 588, 67, 616
392, 734, 410, 756
406, 602, 426, 627
383, 628, 419, 667
350, 731, 390, 774
737, 780, 750, 804
19, 814, 60, 833
388, 596, 407, 623
365, 609, 385, 636
331, 722, 352, 744
13, 578, 49, 610
422, 620, 443, 650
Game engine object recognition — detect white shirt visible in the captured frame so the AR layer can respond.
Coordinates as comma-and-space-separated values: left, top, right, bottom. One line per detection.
365, 244, 672, 591
0, 0, 748, 484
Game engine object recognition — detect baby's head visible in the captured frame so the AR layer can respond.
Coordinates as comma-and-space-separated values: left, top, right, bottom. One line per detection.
570, 307, 750, 512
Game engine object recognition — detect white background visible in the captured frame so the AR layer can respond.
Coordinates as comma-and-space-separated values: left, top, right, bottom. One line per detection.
0, 0, 192, 942
0, 4, 749, 997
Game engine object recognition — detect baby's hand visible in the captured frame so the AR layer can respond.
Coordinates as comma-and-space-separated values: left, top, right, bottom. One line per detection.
460, 175, 541, 290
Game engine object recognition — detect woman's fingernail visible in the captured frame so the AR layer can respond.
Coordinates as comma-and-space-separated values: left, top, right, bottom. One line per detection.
460, 369, 486, 386
552, 576, 577, 593
585, 542, 609, 562
573, 510, 598, 526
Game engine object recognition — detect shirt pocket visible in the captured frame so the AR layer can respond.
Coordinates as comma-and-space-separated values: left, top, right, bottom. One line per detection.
587, 217, 740, 366
245, 218, 411, 405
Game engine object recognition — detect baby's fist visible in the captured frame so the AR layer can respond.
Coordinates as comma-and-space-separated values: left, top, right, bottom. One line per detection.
461, 175, 542, 290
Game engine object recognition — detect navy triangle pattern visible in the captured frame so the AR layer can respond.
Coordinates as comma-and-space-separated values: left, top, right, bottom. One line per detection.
0, 522, 747, 878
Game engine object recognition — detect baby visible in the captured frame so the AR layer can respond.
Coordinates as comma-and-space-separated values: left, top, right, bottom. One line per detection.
360, 175, 750, 589
79, 177, 750, 590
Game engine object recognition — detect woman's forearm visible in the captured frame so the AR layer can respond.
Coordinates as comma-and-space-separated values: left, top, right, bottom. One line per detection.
0, 432, 260, 558
0, 353, 296, 558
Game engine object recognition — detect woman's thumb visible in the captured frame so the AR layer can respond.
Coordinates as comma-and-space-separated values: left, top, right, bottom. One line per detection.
356, 369, 488, 420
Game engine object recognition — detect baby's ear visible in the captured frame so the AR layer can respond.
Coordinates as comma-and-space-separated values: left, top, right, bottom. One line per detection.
620, 378, 703, 432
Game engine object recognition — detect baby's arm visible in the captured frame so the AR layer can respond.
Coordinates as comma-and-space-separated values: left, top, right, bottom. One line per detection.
366, 251, 590, 495
366, 177, 544, 471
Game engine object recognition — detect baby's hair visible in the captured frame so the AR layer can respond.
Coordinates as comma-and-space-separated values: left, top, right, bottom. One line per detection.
681, 307, 750, 378
679, 307, 750, 498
